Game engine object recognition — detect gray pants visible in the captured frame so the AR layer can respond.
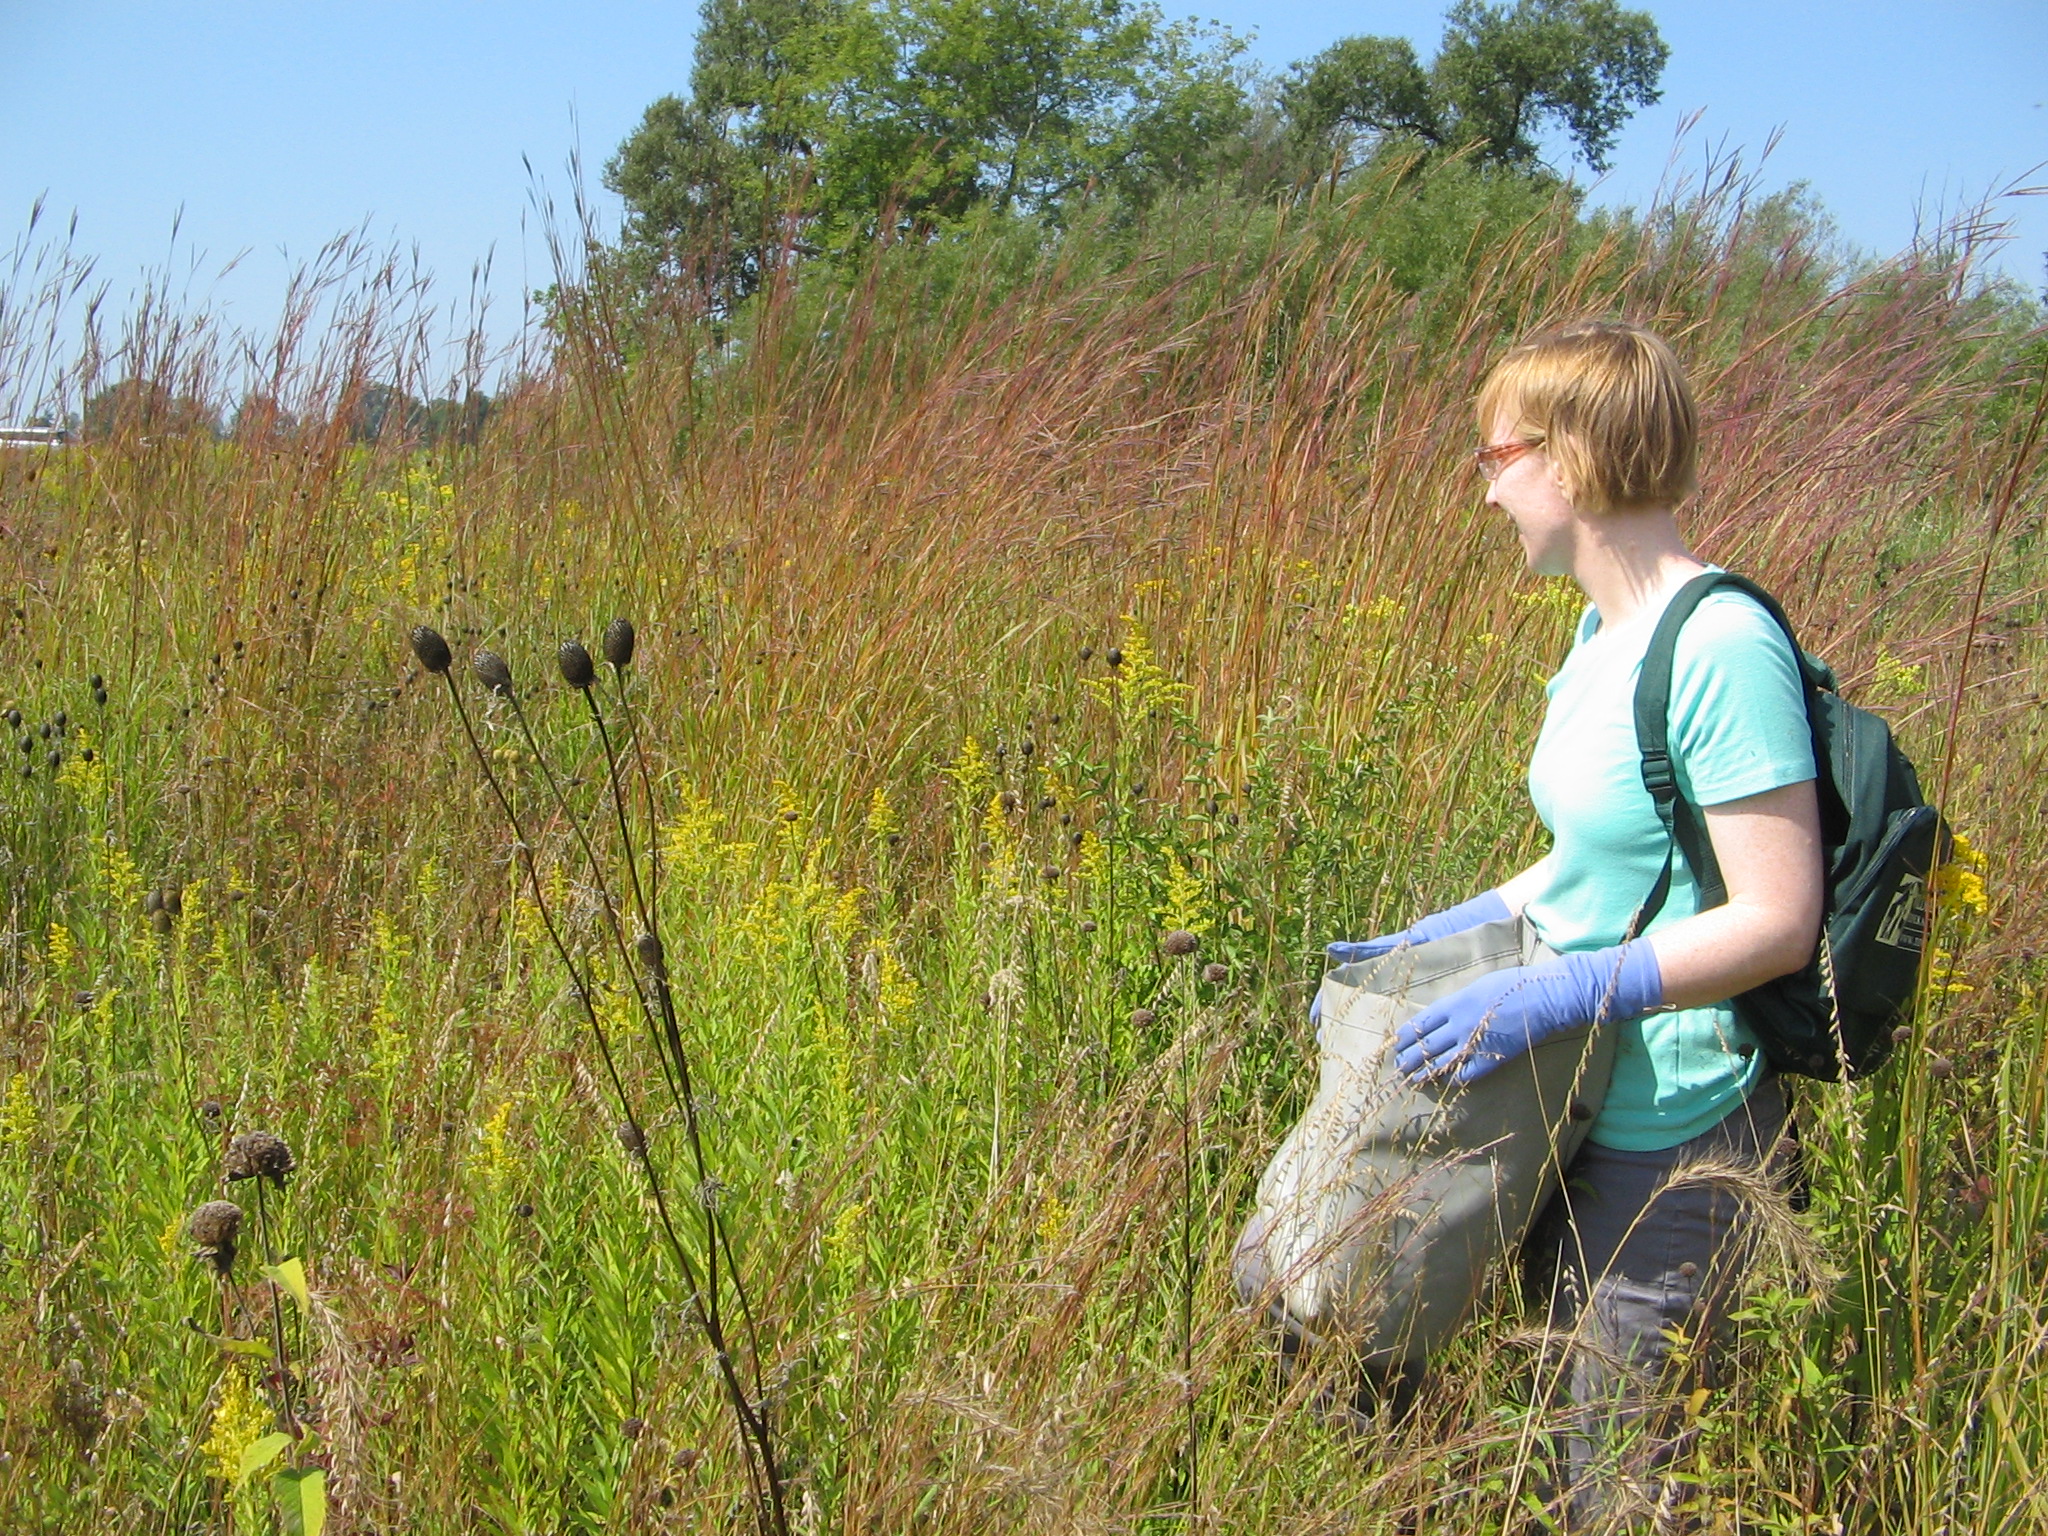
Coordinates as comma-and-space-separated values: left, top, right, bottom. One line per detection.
1523, 1074, 1791, 1531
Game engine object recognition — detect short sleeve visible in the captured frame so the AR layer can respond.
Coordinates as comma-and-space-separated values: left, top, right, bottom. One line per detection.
1667, 592, 1816, 806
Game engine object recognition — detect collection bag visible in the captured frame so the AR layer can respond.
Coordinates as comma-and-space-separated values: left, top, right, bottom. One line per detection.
1632, 572, 1947, 1080
1238, 915, 1615, 1367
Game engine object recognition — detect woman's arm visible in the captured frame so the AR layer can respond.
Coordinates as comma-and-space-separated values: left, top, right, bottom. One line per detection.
1494, 855, 1557, 919
1645, 779, 1824, 1010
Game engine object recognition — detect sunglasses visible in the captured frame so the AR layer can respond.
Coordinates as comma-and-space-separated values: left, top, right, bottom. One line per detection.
1473, 439, 1541, 480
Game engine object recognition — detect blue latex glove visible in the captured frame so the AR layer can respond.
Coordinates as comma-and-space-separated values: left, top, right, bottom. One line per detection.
1312, 891, 1512, 1029
1394, 942, 1664, 1086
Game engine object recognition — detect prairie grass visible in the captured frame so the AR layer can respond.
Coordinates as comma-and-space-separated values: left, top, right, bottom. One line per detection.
0, 154, 2043, 1532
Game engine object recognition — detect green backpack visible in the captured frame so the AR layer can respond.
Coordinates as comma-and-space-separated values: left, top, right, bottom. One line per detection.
1631, 572, 1947, 1081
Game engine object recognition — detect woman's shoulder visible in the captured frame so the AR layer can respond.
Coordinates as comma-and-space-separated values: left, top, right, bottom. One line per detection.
1673, 586, 1798, 669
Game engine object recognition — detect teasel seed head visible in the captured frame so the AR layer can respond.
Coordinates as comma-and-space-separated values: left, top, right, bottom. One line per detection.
1201, 962, 1230, 984
410, 625, 453, 675
1161, 929, 1199, 958
473, 649, 514, 696
187, 1200, 243, 1274
557, 640, 596, 690
603, 618, 636, 669
635, 932, 667, 977
224, 1129, 296, 1187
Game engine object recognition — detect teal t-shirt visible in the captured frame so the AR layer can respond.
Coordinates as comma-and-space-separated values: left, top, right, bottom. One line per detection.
1523, 581, 1816, 1151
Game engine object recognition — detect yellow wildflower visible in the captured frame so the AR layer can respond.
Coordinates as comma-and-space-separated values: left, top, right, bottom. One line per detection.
865, 786, 899, 840
947, 737, 995, 805
1077, 831, 1110, 886
874, 938, 921, 1024
1154, 849, 1212, 938
825, 1201, 866, 1266
1036, 1193, 1070, 1250
472, 1100, 520, 1192
45, 922, 76, 973
1868, 646, 1926, 704
1083, 617, 1191, 730
1932, 831, 1990, 919
200, 1367, 273, 1483
0, 1072, 37, 1149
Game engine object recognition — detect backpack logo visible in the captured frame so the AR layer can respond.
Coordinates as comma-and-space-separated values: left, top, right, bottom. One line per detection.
1876, 874, 1928, 951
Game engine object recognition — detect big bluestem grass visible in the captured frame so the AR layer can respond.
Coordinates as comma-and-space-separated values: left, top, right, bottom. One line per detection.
0, 143, 2040, 1531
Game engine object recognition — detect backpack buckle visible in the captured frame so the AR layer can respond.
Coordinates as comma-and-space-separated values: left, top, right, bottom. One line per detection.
1641, 748, 1677, 801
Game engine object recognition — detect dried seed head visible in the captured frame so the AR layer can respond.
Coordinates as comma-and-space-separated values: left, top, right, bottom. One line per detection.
143, 888, 163, 916
1891, 1024, 1913, 1045
1929, 1055, 1956, 1080
1106, 648, 1124, 668
673, 1447, 702, 1472
557, 640, 596, 690
1130, 1007, 1158, 1028
410, 625, 453, 674
50, 1359, 105, 1447
603, 618, 636, 669
622, 1416, 646, 1440
1079, 920, 1098, 933
223, 1129, 296, 1187
617, 1121, 648, 1159
1161, 929, 1200, 958
999, 791, 1019, 813
473, 649, 514, 696
1201, 962, 1230, 984
199, 1099, 223, 1124
635, 932, 666, 976
187, 1201, 243, 1273
163, 884, 183, 918
1078, 646, 1093, 662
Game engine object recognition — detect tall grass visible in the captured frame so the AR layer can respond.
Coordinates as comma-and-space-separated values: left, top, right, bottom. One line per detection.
0, 153, 2042, 1532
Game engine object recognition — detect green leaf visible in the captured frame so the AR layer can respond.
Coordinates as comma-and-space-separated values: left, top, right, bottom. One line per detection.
275, 1465, 327, 1536
238, 1431, 291, 1484
262, 1256, 310, 1311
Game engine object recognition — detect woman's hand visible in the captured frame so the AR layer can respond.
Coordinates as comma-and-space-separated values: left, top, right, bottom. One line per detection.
1395, 943, 1663, 1085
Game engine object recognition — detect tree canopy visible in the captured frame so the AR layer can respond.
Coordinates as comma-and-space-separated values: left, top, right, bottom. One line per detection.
606, 0, 1670, 309
607, 0, 1247, 304
1284, 0, 1668, 176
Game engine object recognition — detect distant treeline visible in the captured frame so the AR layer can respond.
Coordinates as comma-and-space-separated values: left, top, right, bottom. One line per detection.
58, 379, 496, 447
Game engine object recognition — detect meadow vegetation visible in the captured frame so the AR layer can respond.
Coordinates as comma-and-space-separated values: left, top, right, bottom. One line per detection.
0, 149, 2044, 1533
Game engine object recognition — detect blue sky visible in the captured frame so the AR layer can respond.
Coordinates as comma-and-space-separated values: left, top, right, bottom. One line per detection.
1, 1, 2042, 399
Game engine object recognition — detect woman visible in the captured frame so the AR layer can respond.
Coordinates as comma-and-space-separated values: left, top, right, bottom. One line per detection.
1342, 320, 1821, 1523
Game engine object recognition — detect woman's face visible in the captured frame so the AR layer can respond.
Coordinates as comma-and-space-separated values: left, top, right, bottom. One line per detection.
1482, 416, 1579, 578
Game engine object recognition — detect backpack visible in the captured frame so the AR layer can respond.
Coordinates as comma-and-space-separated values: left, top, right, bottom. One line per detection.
1630, 571, 1947, 1080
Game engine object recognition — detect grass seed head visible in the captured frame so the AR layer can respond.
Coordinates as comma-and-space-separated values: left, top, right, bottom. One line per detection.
557, 640, 596, 689
603, 618, 636, 669
224, 1129, 296, 1187
473, 649, 514, 696
1161, 929, 1199, 958
410, 625, 453, 674
188, 1200, 243, 1273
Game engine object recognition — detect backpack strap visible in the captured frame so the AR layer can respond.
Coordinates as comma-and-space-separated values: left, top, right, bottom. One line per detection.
1630, 571, 1811, 933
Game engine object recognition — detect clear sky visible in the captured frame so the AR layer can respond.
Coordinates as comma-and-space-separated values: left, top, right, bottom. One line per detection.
2, 1, 2043, 402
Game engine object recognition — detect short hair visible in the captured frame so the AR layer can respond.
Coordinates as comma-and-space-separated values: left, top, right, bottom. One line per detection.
1475, 320, 1698, 514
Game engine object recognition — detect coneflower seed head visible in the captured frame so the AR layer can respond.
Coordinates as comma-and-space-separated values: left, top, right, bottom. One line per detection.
410, 626, 453, 674
187, 1200, 243, 1273
473, 650, 514, 696
603, 618, 636, 668
224, 1129, 296, 1187
557, 640, 596, 689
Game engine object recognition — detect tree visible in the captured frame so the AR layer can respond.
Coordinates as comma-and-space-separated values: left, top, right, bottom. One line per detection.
79, 380, 220, 442
1284, 0, 1667, 177
605, 0, 1248, 305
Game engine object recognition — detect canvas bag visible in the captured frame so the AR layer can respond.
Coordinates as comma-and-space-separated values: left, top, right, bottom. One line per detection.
1240, 916, 1616, 1367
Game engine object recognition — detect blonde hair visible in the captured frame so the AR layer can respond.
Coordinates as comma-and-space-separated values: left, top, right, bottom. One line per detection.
1475, 320, 1698, 514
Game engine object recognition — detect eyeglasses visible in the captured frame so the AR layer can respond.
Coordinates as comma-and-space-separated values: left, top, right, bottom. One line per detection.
1473, 439, 1541, 481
